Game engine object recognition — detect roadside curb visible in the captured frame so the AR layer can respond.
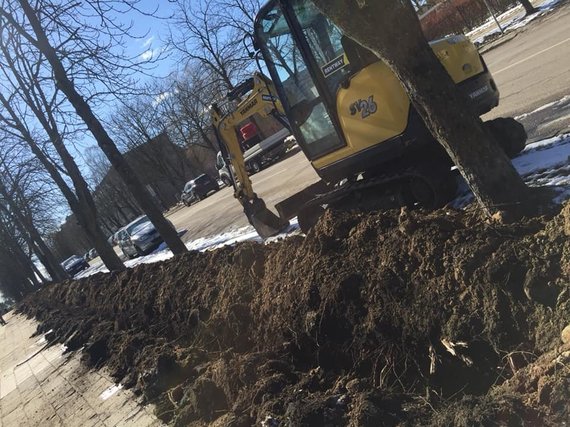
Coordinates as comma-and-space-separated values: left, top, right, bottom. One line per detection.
479, 32, 518, 54
478, 0, 569, 54
166, 203, 186, 216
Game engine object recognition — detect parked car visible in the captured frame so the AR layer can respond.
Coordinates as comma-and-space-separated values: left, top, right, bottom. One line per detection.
181, 174, 220, 206
83, 248, 98, 261
107, 229, 124, 247
117, 215, 174, 259
216, 152, 233, 187
61, 255, 90, 277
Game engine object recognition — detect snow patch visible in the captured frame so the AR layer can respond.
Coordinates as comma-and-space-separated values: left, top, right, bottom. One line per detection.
515, 95, 570, 120
453, 133, 570, 208
512, 134, 570, 175
76, 219, 301, 279
99, 384, 123, 400
73, 132, 570, 279
468, 0, 562, 45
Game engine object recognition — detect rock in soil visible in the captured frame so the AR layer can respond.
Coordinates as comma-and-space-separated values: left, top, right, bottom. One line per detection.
562, 324, 570, 344
18, 203, 570, 426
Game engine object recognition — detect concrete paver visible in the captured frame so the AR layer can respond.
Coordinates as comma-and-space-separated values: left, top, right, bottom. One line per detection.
0, 311, 164, 427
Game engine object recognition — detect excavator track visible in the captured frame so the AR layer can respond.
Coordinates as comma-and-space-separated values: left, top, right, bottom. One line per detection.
295, 164, 457, 233
291, 117, 526, 233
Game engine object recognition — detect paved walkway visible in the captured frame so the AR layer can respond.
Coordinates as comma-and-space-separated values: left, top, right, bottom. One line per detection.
0, 311, 163, 427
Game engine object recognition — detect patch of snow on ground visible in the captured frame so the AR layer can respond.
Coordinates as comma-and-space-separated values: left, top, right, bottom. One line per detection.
468, 0, 561, 45
512, 134, 570, 175
515, 95, 570, 120
538, 0, 563, 9
507, 5, 550, 30
75, 218, 301, 279
453, 133, 570, 208
184, 226, 261, 252
74, 132, 570, 279
466, 5, 522, 38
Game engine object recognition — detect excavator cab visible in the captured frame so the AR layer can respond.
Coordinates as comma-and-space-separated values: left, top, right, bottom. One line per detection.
254, 0, 349, 162
213, 0, 516, 237
253, 0, 502, 183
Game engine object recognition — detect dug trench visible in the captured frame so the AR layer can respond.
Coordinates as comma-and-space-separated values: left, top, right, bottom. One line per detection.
18, 203, 570, 426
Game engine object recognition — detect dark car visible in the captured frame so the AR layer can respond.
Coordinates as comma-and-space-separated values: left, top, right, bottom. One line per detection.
117, 216, 175, 259
61, 255, 90, 277
181, 174, 220, 206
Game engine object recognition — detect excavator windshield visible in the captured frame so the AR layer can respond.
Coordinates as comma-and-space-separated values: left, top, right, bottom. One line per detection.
254, 0, 348, 161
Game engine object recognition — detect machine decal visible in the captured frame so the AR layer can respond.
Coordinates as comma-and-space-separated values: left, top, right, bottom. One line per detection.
349, 96, 378, 119
468, 85, 489, 99
262, 94, 277, 102
322, 54, 348, 78
239, 98, 258, 115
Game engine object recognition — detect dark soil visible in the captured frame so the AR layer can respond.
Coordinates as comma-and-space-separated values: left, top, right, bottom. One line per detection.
18, 203, 570, 426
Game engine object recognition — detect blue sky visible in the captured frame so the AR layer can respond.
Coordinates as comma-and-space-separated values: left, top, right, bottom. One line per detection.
126, 1, 179, 79
73, 1, 180, 179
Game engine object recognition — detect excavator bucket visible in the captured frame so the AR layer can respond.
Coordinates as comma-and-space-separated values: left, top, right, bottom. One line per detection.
243, 197, 289, 239
274, 180, 329, 220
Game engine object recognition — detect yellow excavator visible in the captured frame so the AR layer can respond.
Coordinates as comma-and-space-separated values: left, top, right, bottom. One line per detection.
211, 0, 526, 238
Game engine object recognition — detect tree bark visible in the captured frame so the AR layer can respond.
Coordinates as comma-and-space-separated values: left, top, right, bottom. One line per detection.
518, 0, 538, 15
17, 0, 187, 255
0, 220, 39, 294
0, 180, 68, 281
0, 93, 125, 272
312, 0, 530, 216
28, 253, 47, 285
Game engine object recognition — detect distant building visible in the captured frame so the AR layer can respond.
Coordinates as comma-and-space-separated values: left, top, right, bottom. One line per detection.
51, 133, 196, 256
121, 132, 194, 208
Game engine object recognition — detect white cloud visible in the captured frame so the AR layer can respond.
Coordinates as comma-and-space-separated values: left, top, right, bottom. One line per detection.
141, 48, 159, 61
143, 36, 154, 48
140, 44, 167, 62
153, 91, 171, 106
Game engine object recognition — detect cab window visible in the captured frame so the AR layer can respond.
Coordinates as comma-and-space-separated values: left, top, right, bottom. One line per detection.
255, 0, 346, 160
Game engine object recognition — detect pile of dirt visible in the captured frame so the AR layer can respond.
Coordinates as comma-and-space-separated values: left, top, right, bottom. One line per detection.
19, 203, 570, 426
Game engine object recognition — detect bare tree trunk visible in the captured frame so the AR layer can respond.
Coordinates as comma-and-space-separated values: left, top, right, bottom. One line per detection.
17, 0, 187, 255
20, 219, 67, 281
0, 30, 124, 271
0, 220, 40, 292
28, 254, 47, 285
313, 0, 531, 217
0, 181, 68, 281
31, 240, 61, 282
13, 250, 37, 291
115, 205, 131, 225
0, 94, 125, 272
24, 238, 50, 283
198, 126, 218, 152
518, 0, 538, 15
24, 256, 41, 287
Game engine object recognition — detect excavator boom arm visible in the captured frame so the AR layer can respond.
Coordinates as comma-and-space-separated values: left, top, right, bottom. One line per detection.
211, 73, 290, 238
212, 73, 286, 200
